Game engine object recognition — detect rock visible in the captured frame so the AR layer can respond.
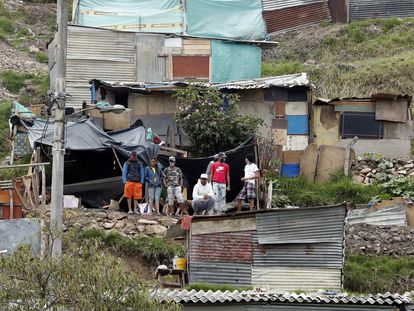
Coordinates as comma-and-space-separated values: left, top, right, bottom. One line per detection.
158, 217, 178, 227
405, 163, 414, 168
114, 219, 127, 229
360, 168, 372, 174
103, 222, 116, 230
108, 212, 127, 221
137, 219, 158, 225
72, 222, 83, 230
29, 45, 39, 54
136, 225, 146, 233
145, 224, 167, 236
371, 169, 377, 174
398, 170, 407, 175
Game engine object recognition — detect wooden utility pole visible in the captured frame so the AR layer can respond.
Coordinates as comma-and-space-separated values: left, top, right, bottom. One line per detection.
50, 0, 67, 257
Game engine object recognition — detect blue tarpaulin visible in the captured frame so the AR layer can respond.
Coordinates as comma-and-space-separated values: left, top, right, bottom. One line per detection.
77, 0, 184, 33
281, 164, 300, 177
211, 40, 261, 83
185, 0, 266, 40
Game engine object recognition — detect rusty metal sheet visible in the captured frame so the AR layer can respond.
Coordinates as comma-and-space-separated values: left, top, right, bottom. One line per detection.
274, 101, 286, 117
282, 150, 303, 164
328, 0, 348, 23
272, 118, 288, 129
263, 2, 331, 34
190, 231, 253, 263
189, 261, 252, 286
255, 205, 347, 244
172, 56, 209, 79
375, 99, 408, 123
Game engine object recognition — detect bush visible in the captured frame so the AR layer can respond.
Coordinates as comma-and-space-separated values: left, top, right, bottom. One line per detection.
262, 60, 304, 77
0, 244, 181, 310
35, 51, 48, 63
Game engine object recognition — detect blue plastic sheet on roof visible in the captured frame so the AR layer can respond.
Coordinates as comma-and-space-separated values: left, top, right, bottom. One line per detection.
211, 40, 261, 82
77, 0, 184, 33
185, 0, 266, 40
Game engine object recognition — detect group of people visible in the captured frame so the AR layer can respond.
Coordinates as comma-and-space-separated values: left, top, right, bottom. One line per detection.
122, 150, 259, 216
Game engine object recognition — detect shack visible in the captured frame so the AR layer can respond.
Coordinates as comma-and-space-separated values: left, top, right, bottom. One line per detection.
313, 94, 413, 158
156, 290, 413, 311
92, 74, 312, 152
176, 204, 347, 291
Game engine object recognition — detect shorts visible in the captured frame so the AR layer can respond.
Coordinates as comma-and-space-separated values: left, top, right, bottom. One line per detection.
148, 187, 162, 203
237, 182, 256, 200
124, 181, 143, 200
167, 186, 184, 206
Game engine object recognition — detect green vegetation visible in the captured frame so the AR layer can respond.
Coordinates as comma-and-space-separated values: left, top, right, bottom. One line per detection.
77, 228, 184, 265
344, 253, 414, 293
0, 244, 181, 311
35, 51, 48, 63
0, 70, 34, 93
186, 283, 253, 292
263, 18, 414, 98
174, 86, 263, 156
271, 173, 380, 207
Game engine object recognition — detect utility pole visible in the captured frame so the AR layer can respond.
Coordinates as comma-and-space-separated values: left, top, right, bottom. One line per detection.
50, 0, 67, 257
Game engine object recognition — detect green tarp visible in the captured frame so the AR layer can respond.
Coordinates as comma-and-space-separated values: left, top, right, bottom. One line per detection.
211, 40, 262, 82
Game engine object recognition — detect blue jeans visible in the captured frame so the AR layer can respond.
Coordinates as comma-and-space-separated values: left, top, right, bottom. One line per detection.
147, 187, 161, 204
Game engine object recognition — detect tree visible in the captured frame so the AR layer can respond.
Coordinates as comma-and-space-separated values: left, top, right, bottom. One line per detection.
0, 243, 181, 311
174, 86, 263, 156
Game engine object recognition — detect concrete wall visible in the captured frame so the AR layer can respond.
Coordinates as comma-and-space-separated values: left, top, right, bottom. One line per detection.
0, 218, 42, 255
336, 139, 412, 158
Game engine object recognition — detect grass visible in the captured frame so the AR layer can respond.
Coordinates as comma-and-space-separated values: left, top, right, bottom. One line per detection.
186, 283, 253, 292
0, 70, 34, 93
344, 253, 414, 293
77, 228, 184, 265
273, 173, 380, 207
35, 51, 48, 63
0, 16, 14, 39
264, 18, 414, 98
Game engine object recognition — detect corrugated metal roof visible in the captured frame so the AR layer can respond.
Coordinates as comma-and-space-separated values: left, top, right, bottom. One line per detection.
347, 205, 407, 226
252, 236, 343, 268
252, 266, 342, 291
263, 1, 331, 34
246, 304, 397, 310
349, 0, 414, 20
94, 73, 311, 92
154, 289, 412, 305
255, 205, 346, 244
190, 231, 253, 263
189, 261, 252, 286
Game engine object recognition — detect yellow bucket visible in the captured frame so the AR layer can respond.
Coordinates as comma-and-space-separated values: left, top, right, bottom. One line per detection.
176, 258, 187, 270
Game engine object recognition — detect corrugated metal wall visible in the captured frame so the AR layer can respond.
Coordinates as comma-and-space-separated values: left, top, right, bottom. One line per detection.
255, 205, 346, 244
262, 1, 331, 34
251, 266, 342, 291
349, 0, 414, 20
49, 26, 166, 109
328, 0, 348, 23
189, 261, 252, 286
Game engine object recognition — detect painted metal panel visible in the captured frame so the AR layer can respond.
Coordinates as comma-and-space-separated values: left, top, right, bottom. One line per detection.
347, 205, 407, 226
246, 304, 396, 310
173, 56, 209, 79
328, 0, 348, 23
285, 101, 308, 115
252, 266, 342, 291
287, 115, 309, 135
190, 231, 253, 263
253, 237, 343, 268
340, 112, 384, 139
263, 2, 331, 34
189, 261, 252, 286
285, 135, 308, 151
255, 205, 346, 244
349, 0, 414, 20
281, 163, 300, 177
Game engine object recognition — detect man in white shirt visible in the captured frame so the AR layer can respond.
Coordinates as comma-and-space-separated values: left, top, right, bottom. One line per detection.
192, 173, 215, 215
236, 154, 259, 212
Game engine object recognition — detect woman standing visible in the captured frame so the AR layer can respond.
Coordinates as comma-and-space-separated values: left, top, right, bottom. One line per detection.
145, 158, 163, 215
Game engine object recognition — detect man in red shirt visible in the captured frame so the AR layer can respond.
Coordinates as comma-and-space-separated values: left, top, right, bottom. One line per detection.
210, 152, 230, 214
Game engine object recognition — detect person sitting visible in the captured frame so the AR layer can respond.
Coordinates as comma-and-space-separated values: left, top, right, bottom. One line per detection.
192, 174, 215, 215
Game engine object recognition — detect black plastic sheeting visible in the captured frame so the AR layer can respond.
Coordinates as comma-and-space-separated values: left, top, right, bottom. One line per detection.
159, 138, 257, 203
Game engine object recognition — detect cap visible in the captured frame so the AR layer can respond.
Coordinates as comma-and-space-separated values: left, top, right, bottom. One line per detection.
218, 152, 227, 158
200, 173, 208, 179
169, 156, 176, 162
